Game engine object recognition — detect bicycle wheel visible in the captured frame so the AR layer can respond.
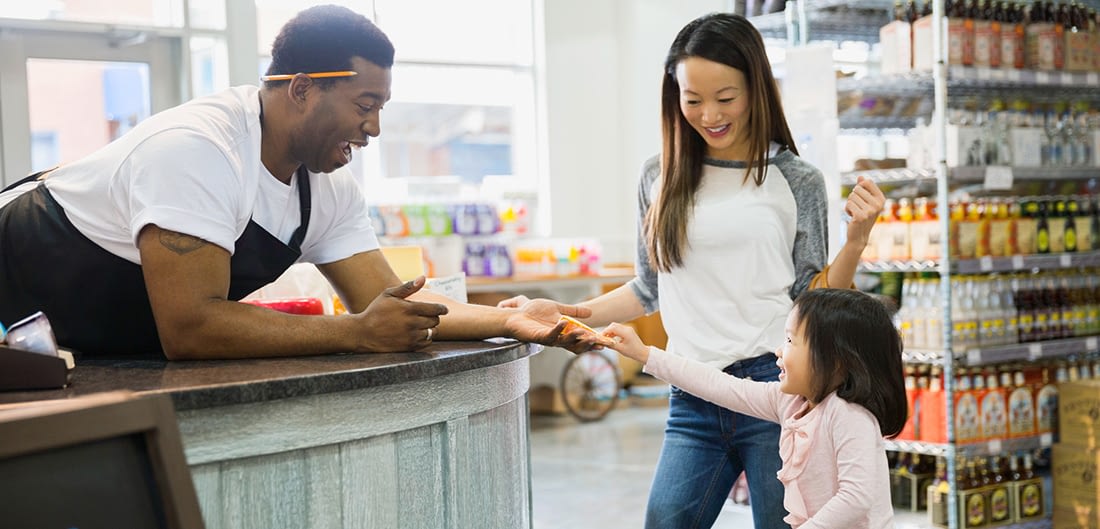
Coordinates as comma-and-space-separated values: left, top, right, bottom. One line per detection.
559, 351, 621, 422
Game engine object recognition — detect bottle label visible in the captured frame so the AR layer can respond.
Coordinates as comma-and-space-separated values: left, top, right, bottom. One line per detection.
1008, 387, 1036, 436
1036, 385, 1058, 433
966, 491, 986, 526
1019, 481, 1043, 518
990, 487, 1010, 522
980, 393, 1008, 438
956, 393, 980, 441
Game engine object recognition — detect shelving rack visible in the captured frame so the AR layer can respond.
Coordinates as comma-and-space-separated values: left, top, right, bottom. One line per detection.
751, 1, 1100, 528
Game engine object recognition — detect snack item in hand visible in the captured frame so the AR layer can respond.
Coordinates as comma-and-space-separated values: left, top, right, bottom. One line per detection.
558, 315, 617, 347
559, 315, 598, 335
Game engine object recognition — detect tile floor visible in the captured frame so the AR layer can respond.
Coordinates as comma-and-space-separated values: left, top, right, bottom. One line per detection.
529, 403, 931, 529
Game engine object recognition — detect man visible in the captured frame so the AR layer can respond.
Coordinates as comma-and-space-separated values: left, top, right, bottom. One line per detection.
0, 5, 590, 359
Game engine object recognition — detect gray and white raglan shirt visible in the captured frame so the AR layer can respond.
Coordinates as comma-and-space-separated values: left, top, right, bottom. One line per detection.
626, 147, 828, 369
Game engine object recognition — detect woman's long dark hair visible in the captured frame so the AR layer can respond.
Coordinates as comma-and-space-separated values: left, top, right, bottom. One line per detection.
647, 13, 797, 272
793, 289, 908, 438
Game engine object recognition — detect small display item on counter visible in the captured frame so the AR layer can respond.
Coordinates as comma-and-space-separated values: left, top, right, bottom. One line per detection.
4, 311, 60, 356
241, 297, 325, 315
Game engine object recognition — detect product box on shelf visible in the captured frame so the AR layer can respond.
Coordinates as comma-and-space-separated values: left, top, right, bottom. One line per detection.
945, 124, 983, 168
1000, 22, 1025, 70
959, 485, 989, 529
950, 16, 975, 67
1064, 31, 1093, 72
1009, 127, 1044, 168
1052, 443, 1100, 518
912, 15, 933, 71
1026, 22, 1065, 70
881, 21, 912, 75
1012, 473, 1046, 524
1093, 131, 1100, 168
973, 19, 1002, 68
891, 468, 935, 512
1053, 505, 1099, 529
1057, 379, 1100, 450
987, 480, 1016, 528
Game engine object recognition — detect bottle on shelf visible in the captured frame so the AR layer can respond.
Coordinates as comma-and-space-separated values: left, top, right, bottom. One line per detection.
928, 456, 951, 526
1071, 197, 1092, 252
955, 369, 982, 443
1050, 198, 1068, 253
1036, 200, 1052, 254
900, 366, 921, 441
1014, 452, 1045, 521
979, 368, 1008, 440
1008, 367, 1037, 437
920, 366, 947, 442
987, 455, 1013, 525
963, 458, 988, 528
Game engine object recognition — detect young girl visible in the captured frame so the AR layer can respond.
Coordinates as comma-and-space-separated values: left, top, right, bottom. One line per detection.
602, 288, 907, 529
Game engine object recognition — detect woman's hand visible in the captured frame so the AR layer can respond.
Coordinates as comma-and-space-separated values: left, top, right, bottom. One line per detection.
845, 176, 885, 247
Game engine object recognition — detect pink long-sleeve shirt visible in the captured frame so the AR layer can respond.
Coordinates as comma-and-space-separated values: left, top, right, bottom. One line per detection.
644, 346, 895, 529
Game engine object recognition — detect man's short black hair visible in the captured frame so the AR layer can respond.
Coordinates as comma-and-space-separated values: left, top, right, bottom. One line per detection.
265, 5, 394, 85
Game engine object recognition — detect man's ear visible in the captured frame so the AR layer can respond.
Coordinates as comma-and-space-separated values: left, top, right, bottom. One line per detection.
287, 74, 313, 107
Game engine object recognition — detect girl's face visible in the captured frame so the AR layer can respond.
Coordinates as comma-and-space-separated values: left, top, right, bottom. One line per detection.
674, 56, 751, 160
776, 307, 814, 401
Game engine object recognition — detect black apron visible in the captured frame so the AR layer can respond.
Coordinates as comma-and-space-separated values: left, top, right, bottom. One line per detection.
0, 168, 312, 355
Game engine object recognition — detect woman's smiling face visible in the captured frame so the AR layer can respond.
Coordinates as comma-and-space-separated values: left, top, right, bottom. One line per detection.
675, 56, 751, 160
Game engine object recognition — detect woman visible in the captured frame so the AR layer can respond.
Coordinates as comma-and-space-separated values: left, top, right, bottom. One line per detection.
506, 13, 884, 529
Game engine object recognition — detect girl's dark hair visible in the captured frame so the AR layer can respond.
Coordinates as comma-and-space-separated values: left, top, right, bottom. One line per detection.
647, 13, 797, 272
265, 5, 394, 88
793, 288, 907, 438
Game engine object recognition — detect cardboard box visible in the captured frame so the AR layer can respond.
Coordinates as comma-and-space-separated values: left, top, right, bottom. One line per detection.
946, 124, 984, 168
1009, 128, 1043, 168
913, 15, 933, 71
974, 20, 1002, 67
1058, 380, 1100, 450
1000, 24, 1025, 69
987, 483, 1015, 527
881, 21, 912, 74
1012, 477, 1046, 523
949, 17, 975, 66
1054, 505, 1099, 529
1026, 22, 1065, 70
959, 486, 990, 529
891, 470, 935, 511
1065, 31, 1093, 72
1052, 444, 1100, 502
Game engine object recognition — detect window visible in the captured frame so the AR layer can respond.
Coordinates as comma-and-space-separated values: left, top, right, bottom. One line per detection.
255, 0, 539, 204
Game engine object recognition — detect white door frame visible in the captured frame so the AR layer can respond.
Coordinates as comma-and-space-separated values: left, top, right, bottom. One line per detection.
0, 27, 183, 186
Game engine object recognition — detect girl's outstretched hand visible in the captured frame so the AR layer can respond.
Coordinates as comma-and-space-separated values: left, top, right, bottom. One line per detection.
600, 323, 650, 364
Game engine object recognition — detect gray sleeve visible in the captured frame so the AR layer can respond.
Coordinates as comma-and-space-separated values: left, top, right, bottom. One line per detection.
777, 154, 828, 300
626, 155, 661, 314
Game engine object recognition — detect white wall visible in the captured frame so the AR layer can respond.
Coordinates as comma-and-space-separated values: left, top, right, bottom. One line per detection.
540, 0, 727, 264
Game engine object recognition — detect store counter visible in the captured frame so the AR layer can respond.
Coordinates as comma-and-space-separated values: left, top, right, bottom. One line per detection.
0, 340, 539, 529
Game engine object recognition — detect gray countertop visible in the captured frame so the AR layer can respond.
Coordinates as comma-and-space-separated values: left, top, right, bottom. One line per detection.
0, 340, 540, 411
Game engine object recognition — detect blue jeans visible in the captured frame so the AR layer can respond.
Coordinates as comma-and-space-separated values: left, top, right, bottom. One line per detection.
644, 353, 790, 529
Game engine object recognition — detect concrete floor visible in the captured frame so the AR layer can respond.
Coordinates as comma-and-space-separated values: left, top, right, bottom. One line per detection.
529, 403, 931, 529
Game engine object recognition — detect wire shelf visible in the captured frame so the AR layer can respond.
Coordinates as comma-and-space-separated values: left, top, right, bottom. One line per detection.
859, 260, 941, 273
841, 168, 937, 185
950, 166, 1100, 183
902, 349, 948, 364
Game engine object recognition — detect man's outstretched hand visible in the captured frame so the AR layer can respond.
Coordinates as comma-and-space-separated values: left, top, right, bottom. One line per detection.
502, 298, 610, 353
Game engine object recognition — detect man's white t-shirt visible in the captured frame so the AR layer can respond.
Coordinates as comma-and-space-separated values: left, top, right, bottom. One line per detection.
0, 85, 378, 266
